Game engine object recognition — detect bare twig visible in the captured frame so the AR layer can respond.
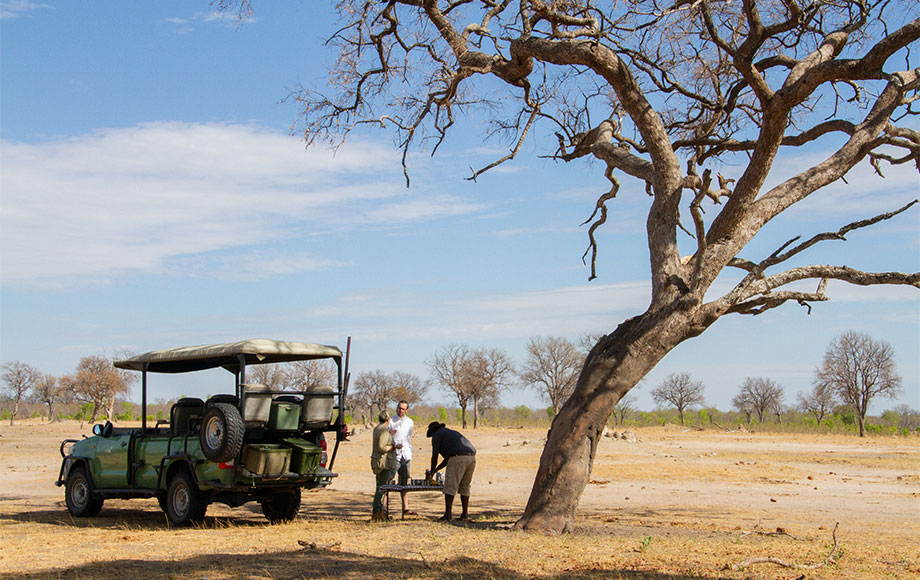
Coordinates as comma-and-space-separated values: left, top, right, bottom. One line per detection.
409, 550, 433, 569
741, 527, 801, 541
731, 522, 841, 571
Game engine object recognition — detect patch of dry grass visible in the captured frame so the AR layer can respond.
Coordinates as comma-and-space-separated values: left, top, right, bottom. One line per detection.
1, 421, 918, 579
3, 504, 918, 580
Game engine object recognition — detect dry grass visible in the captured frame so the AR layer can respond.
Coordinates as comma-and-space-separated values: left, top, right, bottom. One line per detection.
1, 421, 918, 580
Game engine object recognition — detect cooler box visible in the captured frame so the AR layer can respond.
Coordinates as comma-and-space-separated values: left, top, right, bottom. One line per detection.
301, 385, 335, 428
283, 438, 321, 475
242, 383, 273, 425
269, 401, 301, 430
242, 444, 290, 477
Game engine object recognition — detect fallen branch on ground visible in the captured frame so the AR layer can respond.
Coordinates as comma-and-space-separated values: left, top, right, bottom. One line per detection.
741, 527, 800, 540
730, 523, 840, 572
297, 540, 341, 552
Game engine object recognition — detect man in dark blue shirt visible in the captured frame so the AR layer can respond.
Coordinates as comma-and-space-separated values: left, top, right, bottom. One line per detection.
426, 421, 476, 522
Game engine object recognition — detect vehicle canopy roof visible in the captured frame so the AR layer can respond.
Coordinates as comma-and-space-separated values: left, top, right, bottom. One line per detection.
114, 339, 343, 374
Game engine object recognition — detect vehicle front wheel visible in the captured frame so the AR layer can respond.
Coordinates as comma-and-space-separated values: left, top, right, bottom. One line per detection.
199, 402, 244, 462
65, 466, 104, 517
166, 471, 208, 526
261, 488, 301, 524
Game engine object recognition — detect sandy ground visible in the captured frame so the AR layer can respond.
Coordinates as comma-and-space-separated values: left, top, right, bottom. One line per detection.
1, 419, 918, 579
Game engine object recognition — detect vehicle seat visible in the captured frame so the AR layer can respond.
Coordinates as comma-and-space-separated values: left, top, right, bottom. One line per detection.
170, 397, 205, 435
206, 394, 240, 406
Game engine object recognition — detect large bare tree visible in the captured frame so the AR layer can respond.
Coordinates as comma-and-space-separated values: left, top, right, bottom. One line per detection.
797, 381, 837, 423
815, 331, 902, 437
33, 374, 67, 423
651, 372, 706, 425
62, 355, 131, 422
428, 344, 476, 427
428, 344, 513, 428
465, 347, 515, 428
246, 360, 338, 391
223, 0, 919, 532
1, 361, 39, 425
350, 369, 427, 423
732, 376, 784, 423
519, 336, 584, 414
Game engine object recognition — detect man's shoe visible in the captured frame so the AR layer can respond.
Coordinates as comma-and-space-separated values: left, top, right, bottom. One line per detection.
436, 514, 451, 522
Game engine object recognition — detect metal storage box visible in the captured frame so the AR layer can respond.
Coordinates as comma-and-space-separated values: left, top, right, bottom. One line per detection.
242, 383, 273, 425
301, 385, 334, 428
242, 444, 290, 477
283, 438, 321, 475
269, 401, 301, 430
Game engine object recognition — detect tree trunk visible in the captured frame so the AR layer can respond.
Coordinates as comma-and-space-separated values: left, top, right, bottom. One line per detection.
460, 403, 467, 429
516, 306, 705, 532
473, 396, 479, 429
859, 397, 870, 437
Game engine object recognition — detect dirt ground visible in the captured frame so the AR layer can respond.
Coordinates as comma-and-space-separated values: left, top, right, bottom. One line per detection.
1, 419, 918, 579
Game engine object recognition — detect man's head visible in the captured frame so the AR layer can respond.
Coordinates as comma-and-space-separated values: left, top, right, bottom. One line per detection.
378, 409, 390, 423
426, 421, 445, 438
396, 400, 409, 418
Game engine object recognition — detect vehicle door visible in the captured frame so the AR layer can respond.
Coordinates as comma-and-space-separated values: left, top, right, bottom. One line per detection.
91, 432, 131, 488
134, 434, 171, 489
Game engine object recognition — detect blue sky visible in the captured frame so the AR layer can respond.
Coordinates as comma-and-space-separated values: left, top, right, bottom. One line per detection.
1, 1, 918, 414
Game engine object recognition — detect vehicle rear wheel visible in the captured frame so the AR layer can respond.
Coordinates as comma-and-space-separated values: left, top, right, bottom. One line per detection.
261, 488, 301, 524
65, 466, 104, 517
199, 402, 244, 462
166, 471, 208, 526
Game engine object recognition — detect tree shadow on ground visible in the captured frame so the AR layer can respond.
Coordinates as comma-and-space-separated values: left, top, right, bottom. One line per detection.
0, 547, 736, 580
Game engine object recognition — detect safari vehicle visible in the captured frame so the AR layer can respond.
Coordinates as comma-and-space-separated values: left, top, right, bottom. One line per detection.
56, 338, 351, 526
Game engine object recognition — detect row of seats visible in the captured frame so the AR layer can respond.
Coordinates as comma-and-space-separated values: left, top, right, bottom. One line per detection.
168, 384, 334, 435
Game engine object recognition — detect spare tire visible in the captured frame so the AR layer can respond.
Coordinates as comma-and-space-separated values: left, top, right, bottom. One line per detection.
199, 402, 244, 462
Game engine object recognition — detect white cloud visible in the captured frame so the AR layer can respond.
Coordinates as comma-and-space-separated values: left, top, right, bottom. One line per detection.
764, 151, 920, 219
305, 281, 652, 343
0, 0, 49, 19
0, 122, 482, 287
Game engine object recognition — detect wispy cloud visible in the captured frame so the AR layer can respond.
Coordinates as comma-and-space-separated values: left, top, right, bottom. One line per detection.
303, 281, 652, 343
164, 10, 253, 33
0, 122, 482, 287
0, 0, 50, 19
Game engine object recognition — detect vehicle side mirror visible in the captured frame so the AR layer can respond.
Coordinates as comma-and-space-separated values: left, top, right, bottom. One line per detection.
92, 424, 104, 436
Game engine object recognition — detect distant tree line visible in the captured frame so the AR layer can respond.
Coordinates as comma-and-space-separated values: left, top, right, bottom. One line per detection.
1, 331, 913, 437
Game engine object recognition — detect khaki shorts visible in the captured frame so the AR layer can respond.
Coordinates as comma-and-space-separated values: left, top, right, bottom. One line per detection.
444, 454, 476, 496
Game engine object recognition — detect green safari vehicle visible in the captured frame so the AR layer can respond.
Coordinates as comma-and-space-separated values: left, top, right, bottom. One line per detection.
56, 338, 351, 526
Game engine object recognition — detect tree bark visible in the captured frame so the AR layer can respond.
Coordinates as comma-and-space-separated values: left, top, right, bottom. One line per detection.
516, 302, 708, 532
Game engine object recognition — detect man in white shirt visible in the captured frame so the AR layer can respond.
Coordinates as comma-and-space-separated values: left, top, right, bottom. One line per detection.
388, 400, 415, 517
